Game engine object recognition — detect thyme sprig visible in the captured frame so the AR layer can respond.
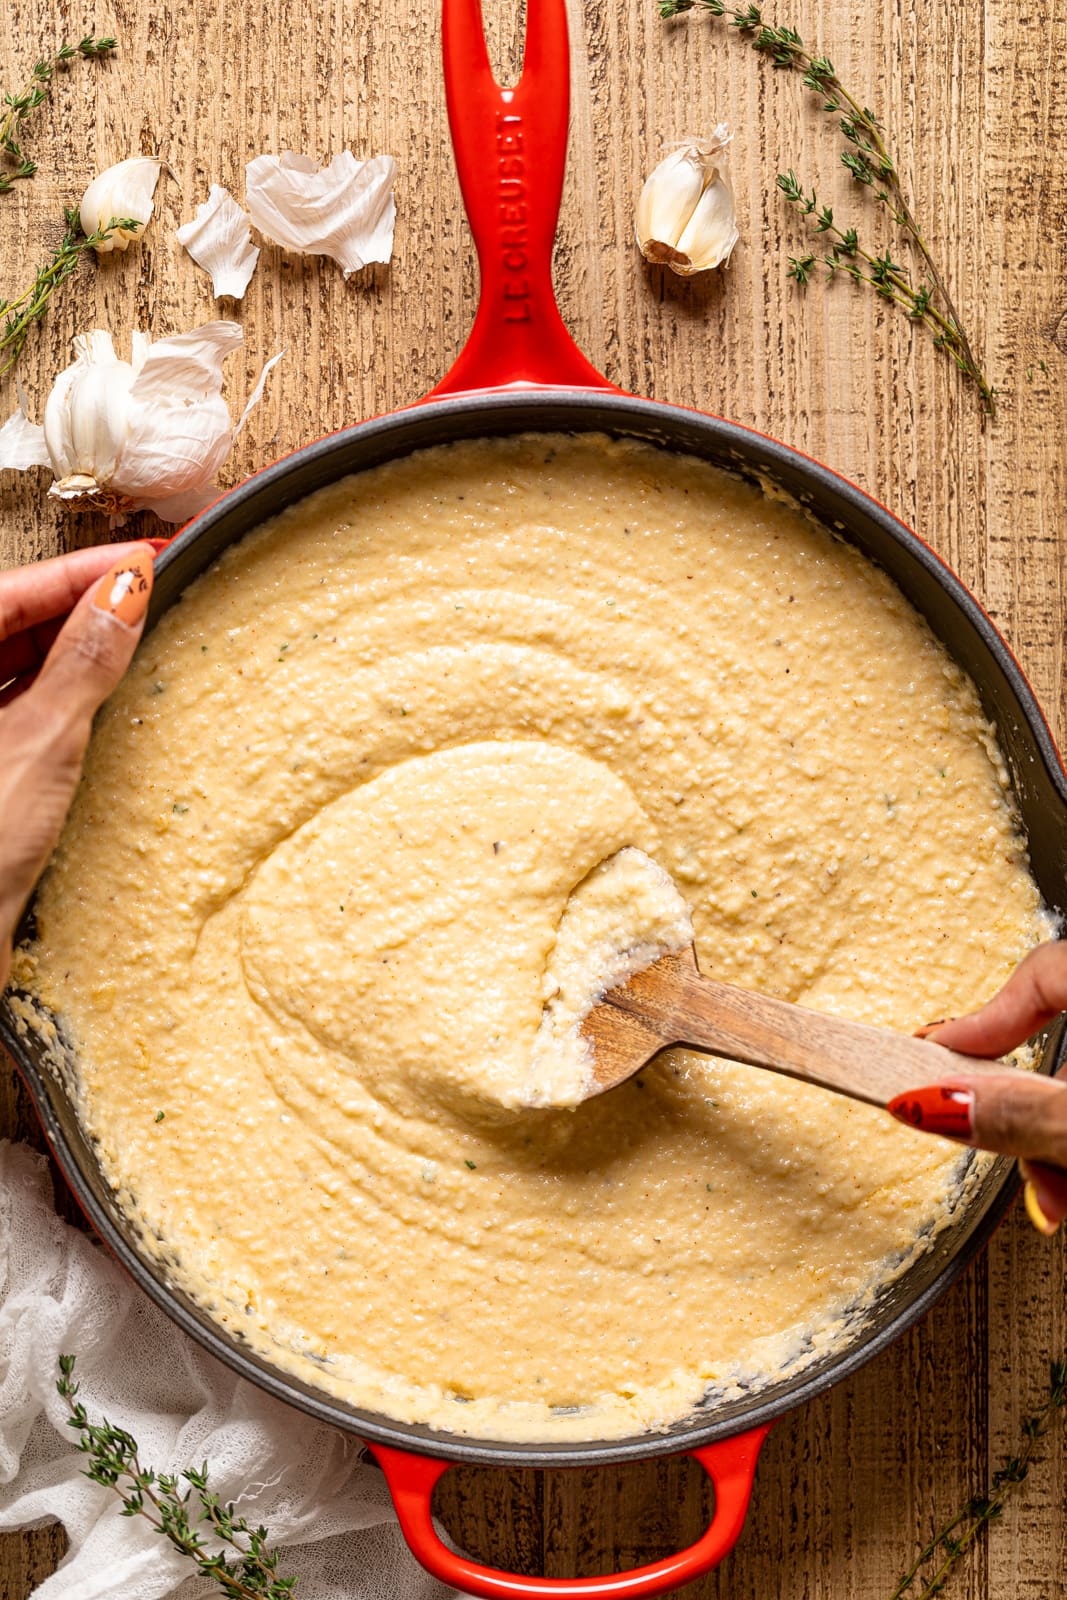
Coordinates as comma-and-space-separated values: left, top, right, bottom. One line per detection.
778, 173, 965, 360
57, 1355, 297, 1599
658, 0, 994, 412
890, 1357, 1067, 1600
0, 208, 136, 378
1, 37, 116, 193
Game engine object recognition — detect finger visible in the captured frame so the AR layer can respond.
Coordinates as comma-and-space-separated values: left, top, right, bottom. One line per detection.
887, 1073, 1067, 1240
0, 614, 63, 685
0, 548, 155, 941
888, 1071, 1067, 1170
0, 666, 40, 709
1020, 1160, 1067, 1231
968, 1072, 1067, 1169
0, 542, 151, 646
28, 546, 155, 725
925, 941, 1067, 1057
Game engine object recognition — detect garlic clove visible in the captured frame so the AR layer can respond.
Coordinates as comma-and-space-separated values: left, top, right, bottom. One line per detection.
176, 184, 260, 300
44, 331, 137, 488
245, 150, 397, 277
674, 173, 739, 274
636, 148, 706, 266
636, 127, 738, 276
79, 158, 162, 252
49, 364, 133, 486
0, 381, 50, 471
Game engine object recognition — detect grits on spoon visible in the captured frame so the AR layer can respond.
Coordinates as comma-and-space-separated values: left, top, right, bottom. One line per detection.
533, 848, 1031, 1111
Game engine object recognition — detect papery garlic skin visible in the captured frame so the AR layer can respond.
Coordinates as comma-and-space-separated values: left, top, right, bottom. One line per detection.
245, 150, 396, 277
79, 158, 162, 252
0, 381, 51, 471
91, 323, 245, 512
636, 127, 738, 275
0, 323, 283, 523
176, 185, 260, 299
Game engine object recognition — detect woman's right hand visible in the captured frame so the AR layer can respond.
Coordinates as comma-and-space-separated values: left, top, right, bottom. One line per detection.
888, 941, 1067, 1234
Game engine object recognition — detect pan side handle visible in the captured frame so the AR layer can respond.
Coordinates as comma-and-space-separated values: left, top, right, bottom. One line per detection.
426, 0, 618, 399
368, 1424, 771, 1598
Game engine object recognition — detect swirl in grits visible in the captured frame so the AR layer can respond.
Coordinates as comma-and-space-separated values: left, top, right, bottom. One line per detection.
20, 434, 1046, 1441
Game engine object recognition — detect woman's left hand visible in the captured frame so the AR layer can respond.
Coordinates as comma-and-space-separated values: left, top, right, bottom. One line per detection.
0, 543, 155, 989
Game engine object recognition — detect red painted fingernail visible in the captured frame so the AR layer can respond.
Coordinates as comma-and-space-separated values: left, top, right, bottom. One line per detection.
92, 551, 154, 627
886, 1083, 975, 1140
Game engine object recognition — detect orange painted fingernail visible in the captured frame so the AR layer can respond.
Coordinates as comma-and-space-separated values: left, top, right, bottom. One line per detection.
914, 1018, 953, 1039
887, 1083, 975, 1140
92, 551, 154, 627
1024, 1181, 1060, 1236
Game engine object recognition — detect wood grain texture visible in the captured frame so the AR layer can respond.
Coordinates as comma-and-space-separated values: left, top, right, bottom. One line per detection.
2, 0, 1066, 1595
581, 945, 1040, 1106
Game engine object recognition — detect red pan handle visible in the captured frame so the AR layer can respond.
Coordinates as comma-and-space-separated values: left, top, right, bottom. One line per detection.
369, 1424, 771, 1598
426, 0, 618, 399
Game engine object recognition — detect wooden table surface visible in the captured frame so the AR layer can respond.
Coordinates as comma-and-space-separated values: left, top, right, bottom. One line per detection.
2, 0, 1066, 1594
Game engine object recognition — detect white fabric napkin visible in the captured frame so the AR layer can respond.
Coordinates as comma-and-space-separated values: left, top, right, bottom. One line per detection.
0, 1139, 460, 1600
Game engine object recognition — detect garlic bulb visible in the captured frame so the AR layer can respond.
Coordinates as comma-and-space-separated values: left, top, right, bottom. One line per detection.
176, 185, 260, 300
79, 158, 162, 251
245, 150, 396, 277
635, 128, 738, 275
0, 323, 284, 523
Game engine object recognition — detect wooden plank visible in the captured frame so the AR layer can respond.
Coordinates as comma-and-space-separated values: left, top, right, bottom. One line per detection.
2, 0, 1066, 1595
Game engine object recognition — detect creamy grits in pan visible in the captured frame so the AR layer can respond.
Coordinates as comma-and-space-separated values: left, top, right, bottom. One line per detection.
20, 434, 1045, 1441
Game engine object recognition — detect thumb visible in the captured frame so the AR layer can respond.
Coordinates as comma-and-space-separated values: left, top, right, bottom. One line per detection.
914, 943, 1067, 1234
30, 546, 155, 721
889, 1070, 1067, 1171
0, 547, 154, 968
964, 1071, 1067, 1171
926, 941, 1067, 1058
1020, 1160, 1067, 1234
889, 1071, 1067, 1235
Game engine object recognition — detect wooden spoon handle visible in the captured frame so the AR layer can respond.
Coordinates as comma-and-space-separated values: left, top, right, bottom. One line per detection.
660, 964, 1029, 1108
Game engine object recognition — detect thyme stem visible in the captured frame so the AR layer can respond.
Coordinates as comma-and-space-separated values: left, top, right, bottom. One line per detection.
890, 1357, 1067, 1600
0, 37, 116, 193
658, 0, 994, 412
777, 174, 956, 338
0, 209, 137, 378
57, 1355, 297, 1599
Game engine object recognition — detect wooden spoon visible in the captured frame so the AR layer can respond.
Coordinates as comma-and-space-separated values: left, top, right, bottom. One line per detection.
578, 940, 1031, 1107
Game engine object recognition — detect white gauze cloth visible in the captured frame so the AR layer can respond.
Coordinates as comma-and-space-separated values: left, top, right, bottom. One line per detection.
0, 1140, 461, 1600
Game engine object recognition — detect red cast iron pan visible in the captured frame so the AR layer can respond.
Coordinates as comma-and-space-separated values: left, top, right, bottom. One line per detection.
4, 0, 1067, 1593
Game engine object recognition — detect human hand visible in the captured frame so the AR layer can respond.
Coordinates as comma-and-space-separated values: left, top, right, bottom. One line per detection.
0, 543, 155, 990
887, 941, 1067, 1236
